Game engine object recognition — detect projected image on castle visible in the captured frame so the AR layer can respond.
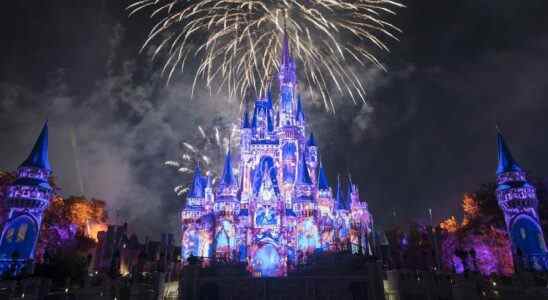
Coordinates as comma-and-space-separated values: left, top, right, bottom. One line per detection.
180, 32, 373, 277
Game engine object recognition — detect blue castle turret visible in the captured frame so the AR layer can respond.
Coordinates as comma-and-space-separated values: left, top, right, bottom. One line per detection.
495, 131, 548, 271
0, 122, 53, 275
318, 163, 330, 192
335, 175, 347, 212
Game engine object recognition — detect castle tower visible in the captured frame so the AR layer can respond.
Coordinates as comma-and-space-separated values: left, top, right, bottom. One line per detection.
317, 162, 333, 217
0, 122, 53, 275
495, 131, 548, 271
347, 177, 372, 254
181, 165, 212, 260
306, 132, 318, 185
294, 152, 314, 216
215, 150, 240, 215
334, 176, 351, 250
240, 109, 253, 205
317, 162, 334, 251
278, 29, 297, 127
183, 165, 207, 218
214, 150, 240, 259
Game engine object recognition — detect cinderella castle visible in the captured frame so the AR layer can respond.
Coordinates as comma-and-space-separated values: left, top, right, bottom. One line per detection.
180, 33, 374, 277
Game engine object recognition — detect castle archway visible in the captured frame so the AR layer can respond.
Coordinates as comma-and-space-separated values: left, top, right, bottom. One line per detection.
252, 243, 282, 277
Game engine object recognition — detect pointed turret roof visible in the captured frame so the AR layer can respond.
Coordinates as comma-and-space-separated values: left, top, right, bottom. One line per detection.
296, 95, 305, 122
307, 132, 316, 147
296, 152, 312, 185
220, 150, 236, 187
279, 26, 297, 85
335, 175, 346, 210
318, 162, 329, 190
281, 25, 291, 66
21, 121, 51, 171
188, 164, 206, 198
496, 131, 522, 174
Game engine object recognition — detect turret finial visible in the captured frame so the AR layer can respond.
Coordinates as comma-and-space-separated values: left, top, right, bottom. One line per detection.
496, 130, 522, 174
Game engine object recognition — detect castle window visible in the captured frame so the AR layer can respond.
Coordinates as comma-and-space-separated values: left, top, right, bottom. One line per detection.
520, 228, 526, 240
17, 223, 28, 242
5, 228, 15, 242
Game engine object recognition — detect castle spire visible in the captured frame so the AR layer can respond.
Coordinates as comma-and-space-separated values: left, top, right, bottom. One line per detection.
335, 174, 345, 210
279, 26, 297, 85
220, 149, 236, 187
496, 130, 522, 174
188, 163, 205, 198
307, 132, 316, 147
21, 121, 51, 170
297, 152, 312, 185
281, 22, 290, 66
296, 95, 305, 123
318, 162, 329, 191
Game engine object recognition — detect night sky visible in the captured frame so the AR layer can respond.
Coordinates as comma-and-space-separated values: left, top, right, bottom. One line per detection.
1, 1, 548, 240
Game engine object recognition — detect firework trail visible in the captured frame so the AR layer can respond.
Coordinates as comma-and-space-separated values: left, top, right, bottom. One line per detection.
165, 123, 240, 196
128, 0, 403, 110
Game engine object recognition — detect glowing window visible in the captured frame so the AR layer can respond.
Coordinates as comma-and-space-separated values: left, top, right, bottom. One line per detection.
17, 223, 28, 242
5, 228, 15, 242
520, 228, 526, 239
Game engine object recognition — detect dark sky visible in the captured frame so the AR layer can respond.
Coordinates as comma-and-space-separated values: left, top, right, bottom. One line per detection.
1, 0, 548, 240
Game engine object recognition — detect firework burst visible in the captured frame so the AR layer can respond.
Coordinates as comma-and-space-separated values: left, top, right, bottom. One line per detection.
128, 0, 403, 111
165, 123, 240, 196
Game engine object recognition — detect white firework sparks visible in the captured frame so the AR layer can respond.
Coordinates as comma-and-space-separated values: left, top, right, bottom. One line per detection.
166, 122, 240, 197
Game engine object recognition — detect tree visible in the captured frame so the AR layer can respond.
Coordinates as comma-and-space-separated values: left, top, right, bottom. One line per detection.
439, 187, 514, 276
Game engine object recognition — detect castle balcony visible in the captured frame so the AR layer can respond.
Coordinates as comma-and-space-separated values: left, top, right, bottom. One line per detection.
497, 186, 538, 207
17, 166, 50, 182
277, 125, 303, 140
6, 185, 51, 210
497, 171, 527, 185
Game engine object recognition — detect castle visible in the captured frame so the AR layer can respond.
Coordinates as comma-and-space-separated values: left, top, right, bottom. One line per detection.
0, 122, 53, 275
496, 131, 548, 271
180, 33, 374, 277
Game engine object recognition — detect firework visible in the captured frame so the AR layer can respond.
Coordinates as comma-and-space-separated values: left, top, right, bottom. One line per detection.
166, 123, 240, 196
128, 0, 403, 110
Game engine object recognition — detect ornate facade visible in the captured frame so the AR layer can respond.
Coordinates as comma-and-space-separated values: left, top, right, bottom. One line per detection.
495, 131, 548, 271
180, 34, 373, 277
0, 122, 53, 275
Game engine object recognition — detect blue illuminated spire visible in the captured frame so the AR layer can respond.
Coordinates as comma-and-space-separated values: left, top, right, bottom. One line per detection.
188, 164, 205, 198
335, 175, 345, 210
296, 95, 305, 122
267, 89, 273, 108
318, 162, 329, 190
296, 152, 312, 185
307, 132, 316, 147
220, 150, 236, 187
251, 103, 258, 129
496, 131, 522, 174
21, 121, 51, 171
347, 175, 353, 201
281, 25, 291, 67
279, 26, 297, 85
